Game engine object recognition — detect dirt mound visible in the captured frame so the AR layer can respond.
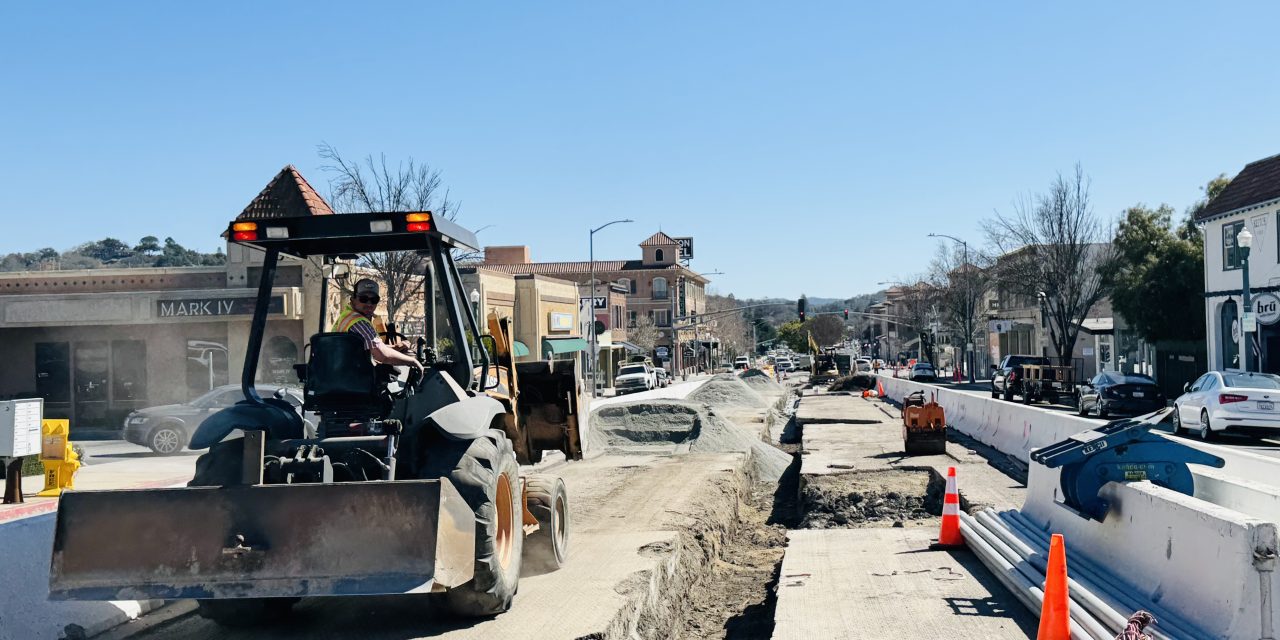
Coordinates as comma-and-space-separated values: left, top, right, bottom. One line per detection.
828, 373, 877, 392
590, 399, 792, 482
739, 368, 783, 394
686, 373, 767, 408
799, 470, 941, 528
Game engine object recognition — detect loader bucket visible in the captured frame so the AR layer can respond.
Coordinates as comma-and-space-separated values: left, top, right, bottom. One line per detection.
49, 479, 475, 601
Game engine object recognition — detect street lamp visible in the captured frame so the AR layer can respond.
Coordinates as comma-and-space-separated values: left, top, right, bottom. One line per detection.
1239, 225, 1254, 372
929, 233, 977, 383
589, 218, 633, 397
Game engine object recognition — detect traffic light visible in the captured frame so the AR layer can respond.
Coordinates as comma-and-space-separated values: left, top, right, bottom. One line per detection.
843, 309, 849, 320
798, 296, 806, 322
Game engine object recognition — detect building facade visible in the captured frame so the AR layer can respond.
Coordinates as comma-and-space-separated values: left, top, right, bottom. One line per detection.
479, 232, 709, 373
1198, 153, 1280, 373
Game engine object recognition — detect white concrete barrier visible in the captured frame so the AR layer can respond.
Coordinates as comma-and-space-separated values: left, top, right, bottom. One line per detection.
1022, 463, 1277, 639
0, 512, 161, 640
875, 375, 1096, 461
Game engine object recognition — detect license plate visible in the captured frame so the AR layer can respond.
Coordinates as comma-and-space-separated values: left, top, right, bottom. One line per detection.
1261, 401, 1275, 411
1132, 391, 1144, 398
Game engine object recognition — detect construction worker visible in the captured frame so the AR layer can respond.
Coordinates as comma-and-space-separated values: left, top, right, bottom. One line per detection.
332, 279, 424, 374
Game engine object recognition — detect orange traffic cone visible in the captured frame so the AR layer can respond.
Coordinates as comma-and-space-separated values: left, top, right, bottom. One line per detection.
933, 466, 964, 548
1037, 534, 1070, 640
861, 389, 870, 398
876, 381, 887, 398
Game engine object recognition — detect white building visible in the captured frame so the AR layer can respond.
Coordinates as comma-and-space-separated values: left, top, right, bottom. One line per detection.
1199, 153, 1280, 372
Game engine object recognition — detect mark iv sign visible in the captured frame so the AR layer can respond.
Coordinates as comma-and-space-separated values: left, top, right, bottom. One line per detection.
157, 296, 284, 318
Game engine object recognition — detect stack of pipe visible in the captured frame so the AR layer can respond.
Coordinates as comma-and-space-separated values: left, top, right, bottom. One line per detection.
960, 508, 1209, 640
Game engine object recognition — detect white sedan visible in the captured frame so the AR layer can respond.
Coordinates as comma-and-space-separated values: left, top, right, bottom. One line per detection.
1173, 370, 1280, 440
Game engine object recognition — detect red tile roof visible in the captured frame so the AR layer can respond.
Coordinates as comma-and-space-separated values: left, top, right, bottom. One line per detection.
238, 165, 335, 219
639, 231, 678, 247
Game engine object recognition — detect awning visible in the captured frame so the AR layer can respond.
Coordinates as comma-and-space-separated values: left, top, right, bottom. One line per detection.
615, 341, 645, 353
542, 337, 588, 357
512, 340, 531, 357
1079, 317, 1114, 335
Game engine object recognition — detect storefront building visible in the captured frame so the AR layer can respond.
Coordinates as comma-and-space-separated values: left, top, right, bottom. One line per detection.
1198, 153, 1280, 373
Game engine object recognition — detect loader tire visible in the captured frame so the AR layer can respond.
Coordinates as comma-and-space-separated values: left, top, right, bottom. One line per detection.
521, 474, 569, 576
421, 429, 523, 617
188, 439, 298, 626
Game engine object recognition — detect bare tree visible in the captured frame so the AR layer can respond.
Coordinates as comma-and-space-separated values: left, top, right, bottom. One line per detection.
928, 243, 993, 375
984, 164, 1117, 365
629, 315, 661, 356
318, 143, 461, 326
805, 314, 845, 347
705, 294, 752, 358
885, 279, 941, 363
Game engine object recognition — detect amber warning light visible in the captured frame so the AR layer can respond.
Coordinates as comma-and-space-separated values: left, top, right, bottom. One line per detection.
406, 212, 432, 232
231, 222, 258, 241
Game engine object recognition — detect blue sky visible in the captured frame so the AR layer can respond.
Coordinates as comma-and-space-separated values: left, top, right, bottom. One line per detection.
2, 2, 1278, 298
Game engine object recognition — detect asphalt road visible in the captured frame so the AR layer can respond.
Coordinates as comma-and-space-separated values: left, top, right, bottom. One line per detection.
920, 377, 1280, 459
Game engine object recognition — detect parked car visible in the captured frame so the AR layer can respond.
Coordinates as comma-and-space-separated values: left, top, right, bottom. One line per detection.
908, 362, 938, 382
654, 366, 671, 388
1076, 371, 1164, 418
734, 356, 751, 370
614, 363, 654, 395
124, 384, 313, 455
990, 355, 1073, 404
776, 357, 795, 372
1173, 371, 1280, 440
855, 358, 872, 372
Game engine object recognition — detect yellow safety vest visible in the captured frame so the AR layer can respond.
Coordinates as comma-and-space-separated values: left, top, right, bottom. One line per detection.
332, 304, 375, 334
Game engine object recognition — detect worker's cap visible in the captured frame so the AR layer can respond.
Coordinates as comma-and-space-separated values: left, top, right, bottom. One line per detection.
354, 278, 380, 297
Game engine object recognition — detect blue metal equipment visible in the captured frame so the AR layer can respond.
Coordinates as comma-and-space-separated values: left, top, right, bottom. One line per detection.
1030, 409, 1225, 521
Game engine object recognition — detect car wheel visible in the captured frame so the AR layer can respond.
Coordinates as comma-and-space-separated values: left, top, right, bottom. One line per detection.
991, 387, 999, 399
1002, 386, 1013, 402
1171, 406, 1182, 435
1077, 396, 1089, 417
148, 424, 186, 455
1199, 411, 1214, 441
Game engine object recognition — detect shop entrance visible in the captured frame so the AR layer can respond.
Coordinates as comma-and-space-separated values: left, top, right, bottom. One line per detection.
36, 340, 148, 430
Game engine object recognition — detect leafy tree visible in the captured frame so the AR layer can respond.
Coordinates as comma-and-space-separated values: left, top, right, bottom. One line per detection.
1112, 203, 1205, 342
776, 320, 807, 352
77, 238, 133, 263
134, 236, 161, 255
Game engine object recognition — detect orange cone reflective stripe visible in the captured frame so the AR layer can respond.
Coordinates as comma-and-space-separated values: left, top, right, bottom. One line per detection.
1038, 533, 1070, 640
935, 466, 964, 547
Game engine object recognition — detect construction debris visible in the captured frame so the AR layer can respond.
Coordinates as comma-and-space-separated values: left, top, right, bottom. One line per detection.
827, 373, 877, 393
685, 373, 768, 408
799, 470, 942, 528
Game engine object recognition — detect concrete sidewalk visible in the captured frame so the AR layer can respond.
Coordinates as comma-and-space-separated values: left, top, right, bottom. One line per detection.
772, 527, 1037, 639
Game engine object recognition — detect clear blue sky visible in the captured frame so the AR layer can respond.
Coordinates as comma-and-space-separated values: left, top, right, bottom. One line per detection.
3, 2, 1278, 298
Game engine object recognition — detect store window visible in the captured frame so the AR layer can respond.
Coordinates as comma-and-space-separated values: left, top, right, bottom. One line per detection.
1224, 220, 1245, 271
652, 277, 668, 300
186, 338, 229, 399
628, 310, 638, 328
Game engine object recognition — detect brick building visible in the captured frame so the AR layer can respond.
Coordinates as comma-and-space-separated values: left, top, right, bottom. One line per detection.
479, 232, 709, 372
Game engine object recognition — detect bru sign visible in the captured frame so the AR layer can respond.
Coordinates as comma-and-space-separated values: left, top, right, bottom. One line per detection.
1255, 292, 1280, 326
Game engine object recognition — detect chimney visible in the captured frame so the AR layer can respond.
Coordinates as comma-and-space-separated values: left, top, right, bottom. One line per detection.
484, 246, 531, 264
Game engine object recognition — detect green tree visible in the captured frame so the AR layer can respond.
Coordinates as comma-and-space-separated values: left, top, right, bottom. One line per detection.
776, 320, 807, 352
1112, 203, 1204, 342
78, 238, 133, 263
134, 236, 161, 255
805, 314, 845, 347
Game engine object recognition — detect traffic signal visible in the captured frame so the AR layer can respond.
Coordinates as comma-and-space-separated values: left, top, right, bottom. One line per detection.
798, 296, 806, 322
843, 309, 849, 320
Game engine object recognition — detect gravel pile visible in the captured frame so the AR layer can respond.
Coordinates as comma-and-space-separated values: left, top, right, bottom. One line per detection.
828, 373, 877, 392
590, 399, 792, 482
685, 374, 767, 408
739, 369, 783, 394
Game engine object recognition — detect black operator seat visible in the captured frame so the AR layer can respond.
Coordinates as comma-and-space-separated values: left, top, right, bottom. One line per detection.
302, 332, 378, 410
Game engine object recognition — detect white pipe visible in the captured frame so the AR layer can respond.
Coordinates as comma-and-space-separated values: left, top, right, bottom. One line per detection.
961, 512, 1112, 640
997, 510, 1201, 640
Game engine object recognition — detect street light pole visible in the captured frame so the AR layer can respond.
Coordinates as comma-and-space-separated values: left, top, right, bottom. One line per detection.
589, 218, 633, 398
1239, 226, 1254, 372
928, 233, 976, 383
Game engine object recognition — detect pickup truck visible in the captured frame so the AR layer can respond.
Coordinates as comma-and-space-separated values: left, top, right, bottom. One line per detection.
990, 355, 1075, 404
614, 363, 654, 395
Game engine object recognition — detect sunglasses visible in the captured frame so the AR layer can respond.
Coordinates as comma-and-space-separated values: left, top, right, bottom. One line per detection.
357, 295, 380, 304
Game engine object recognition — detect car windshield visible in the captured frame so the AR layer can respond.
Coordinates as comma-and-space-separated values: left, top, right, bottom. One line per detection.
1008, 356, 1049, 367
619, 366, 647, 375
1223, 372, 1280, 390
1102, 372, 1153, 385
